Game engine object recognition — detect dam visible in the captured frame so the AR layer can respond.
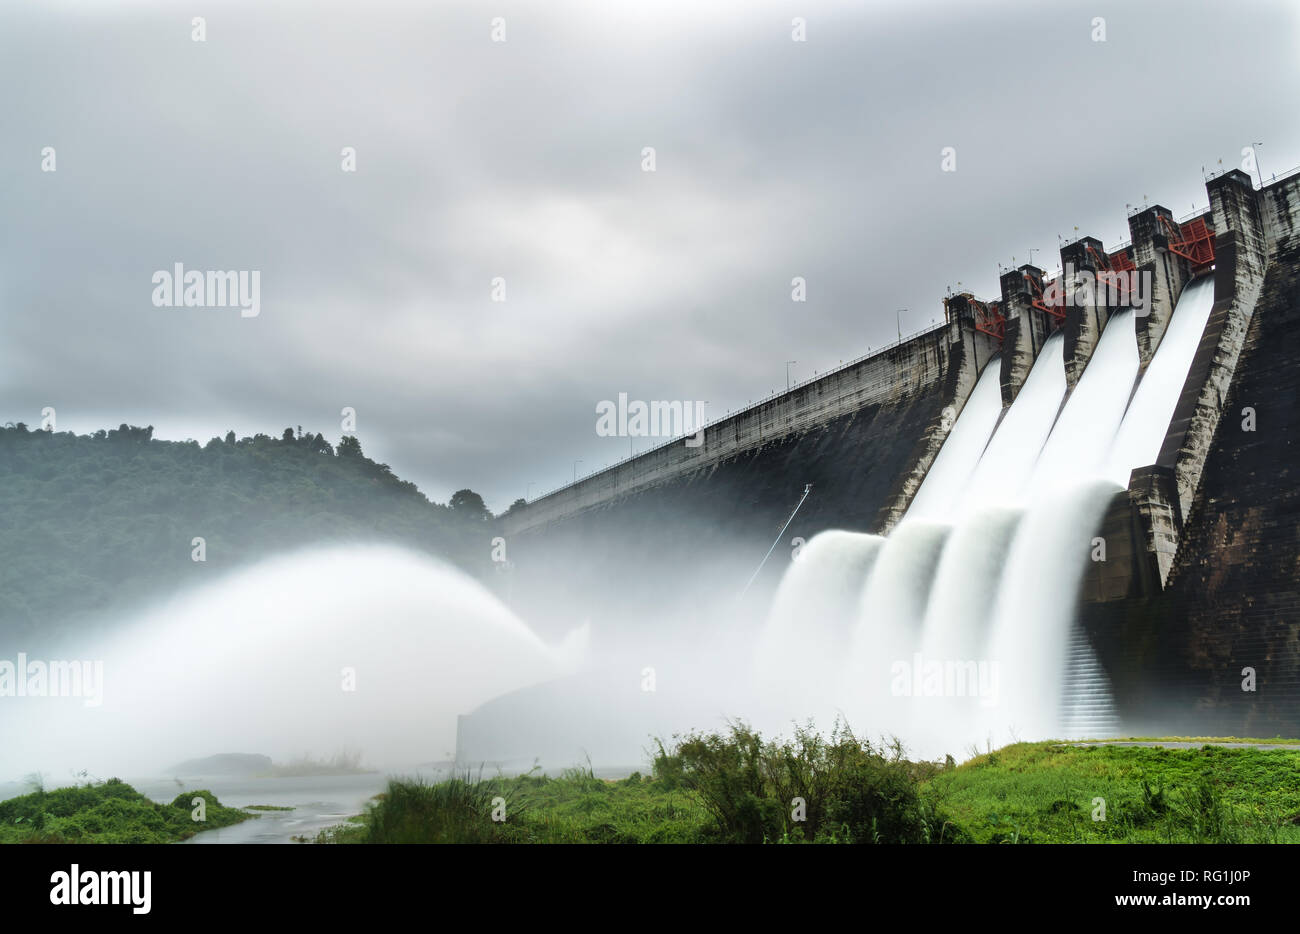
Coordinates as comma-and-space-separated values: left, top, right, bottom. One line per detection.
463, 166, 1300, 765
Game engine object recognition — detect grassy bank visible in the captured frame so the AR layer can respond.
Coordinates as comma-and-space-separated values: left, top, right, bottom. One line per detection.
933, 742, 1300, 843
322, 724, 960, 844
317, 730, 1300, 844
314, 768, 716, 844
0, 779, 252, 843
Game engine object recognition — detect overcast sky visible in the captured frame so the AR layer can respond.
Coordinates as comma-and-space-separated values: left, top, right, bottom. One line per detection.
3, 0, 1297, 511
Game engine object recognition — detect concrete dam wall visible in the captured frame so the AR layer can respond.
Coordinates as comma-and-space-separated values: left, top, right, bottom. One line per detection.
505, 318, 999, 540
470, 165, 1300, 763
500, 306, 1000, 638
1083, 168, 1300, 738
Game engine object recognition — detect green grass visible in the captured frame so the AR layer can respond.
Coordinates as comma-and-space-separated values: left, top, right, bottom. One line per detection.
322, 723, 961, 844
925, 742, 1300, 843
491, 768, 715, 843
313, 768, 714, 844
0, 779, 252, 843
314, 735, 1300, 845
15, 736, 1292, 845
300, 814, 368, 844
1074, 736, 1300, 745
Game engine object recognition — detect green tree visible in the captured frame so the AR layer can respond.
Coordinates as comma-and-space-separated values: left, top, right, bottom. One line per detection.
449, 489, 491, 522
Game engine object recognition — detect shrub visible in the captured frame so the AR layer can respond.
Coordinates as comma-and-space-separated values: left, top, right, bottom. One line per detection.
362, 774, 523, 844
652, 721, 958, 844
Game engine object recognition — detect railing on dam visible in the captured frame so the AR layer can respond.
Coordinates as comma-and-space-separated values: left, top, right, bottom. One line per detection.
1262, 164, 1300, 188
1177, 206, 1212, 224
522, 320, 950, 505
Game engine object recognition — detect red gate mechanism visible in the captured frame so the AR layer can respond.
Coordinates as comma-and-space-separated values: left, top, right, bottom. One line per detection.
1086, 244, 1136, 303
972, 297, 1004, 342
1159, 214, 1215, 269
1024, 273, 1066, 326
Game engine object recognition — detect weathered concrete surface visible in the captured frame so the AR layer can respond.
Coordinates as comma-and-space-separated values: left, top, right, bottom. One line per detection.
1128, 465, 1183, 586
1086, 171, 1275, 602
1128, 205, 1193, 371
1085, 233, 1300, 737
1261, 168, 1300, 255
1060, 237, 1111, 390
1157, 171, 1270, 528
998, 265, 1051, 405
1153, 231, 1300, 737
879, 300, 999, 533
500, 318, 997, 638
504, 317, 988, 541
1072, 171, 1300, 737
1078, 466, 1178, 608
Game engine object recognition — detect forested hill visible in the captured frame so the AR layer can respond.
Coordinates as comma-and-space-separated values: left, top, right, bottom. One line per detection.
0, 422, 500, 644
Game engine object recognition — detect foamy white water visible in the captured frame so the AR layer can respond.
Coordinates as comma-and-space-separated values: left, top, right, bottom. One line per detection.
981, 478, 1122, 741
756, 530, 884, 700
759, 277, 1217, 757
845, 519, 951, 734
976, 286, 1215, 743
919, 506, 1024, 662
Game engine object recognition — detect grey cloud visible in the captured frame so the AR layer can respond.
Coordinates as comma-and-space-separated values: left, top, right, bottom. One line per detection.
2, 0, 1297, 510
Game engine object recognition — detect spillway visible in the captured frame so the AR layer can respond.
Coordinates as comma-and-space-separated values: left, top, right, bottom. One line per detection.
1105, 276, 1216, 484
907, 359, 1006, 522
758, 274, 1218, 755
1024, 310, 1139, 502
957, 332, 1067, 518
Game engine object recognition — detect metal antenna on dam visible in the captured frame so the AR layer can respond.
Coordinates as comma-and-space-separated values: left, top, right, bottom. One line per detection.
739, 483, 813, 599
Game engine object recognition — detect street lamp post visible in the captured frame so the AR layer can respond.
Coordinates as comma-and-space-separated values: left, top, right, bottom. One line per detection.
573, 460, 582, 483
896, 309, 907, 341
785, 361, 797, 391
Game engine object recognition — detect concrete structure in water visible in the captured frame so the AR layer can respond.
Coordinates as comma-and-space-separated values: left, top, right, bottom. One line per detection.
479, 165, 1300, 754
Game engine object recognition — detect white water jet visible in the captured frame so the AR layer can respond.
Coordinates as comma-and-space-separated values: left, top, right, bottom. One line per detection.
753, 275, 1218, 758
5, 545, 584, 779
978, 283, 1213, 742
755, 530, 884, 695
976, 312, 1141, 743
980, 478, 1121, 742
955, 333, 1067, 519
1105, 276, 1215, 484
919, 507, 1025, 662
901, 506, 1023, 754
904, 332, 1072, 747
907, 357, 1005, 522
1023, 310, 1139, 502
845, 519, 951, 736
